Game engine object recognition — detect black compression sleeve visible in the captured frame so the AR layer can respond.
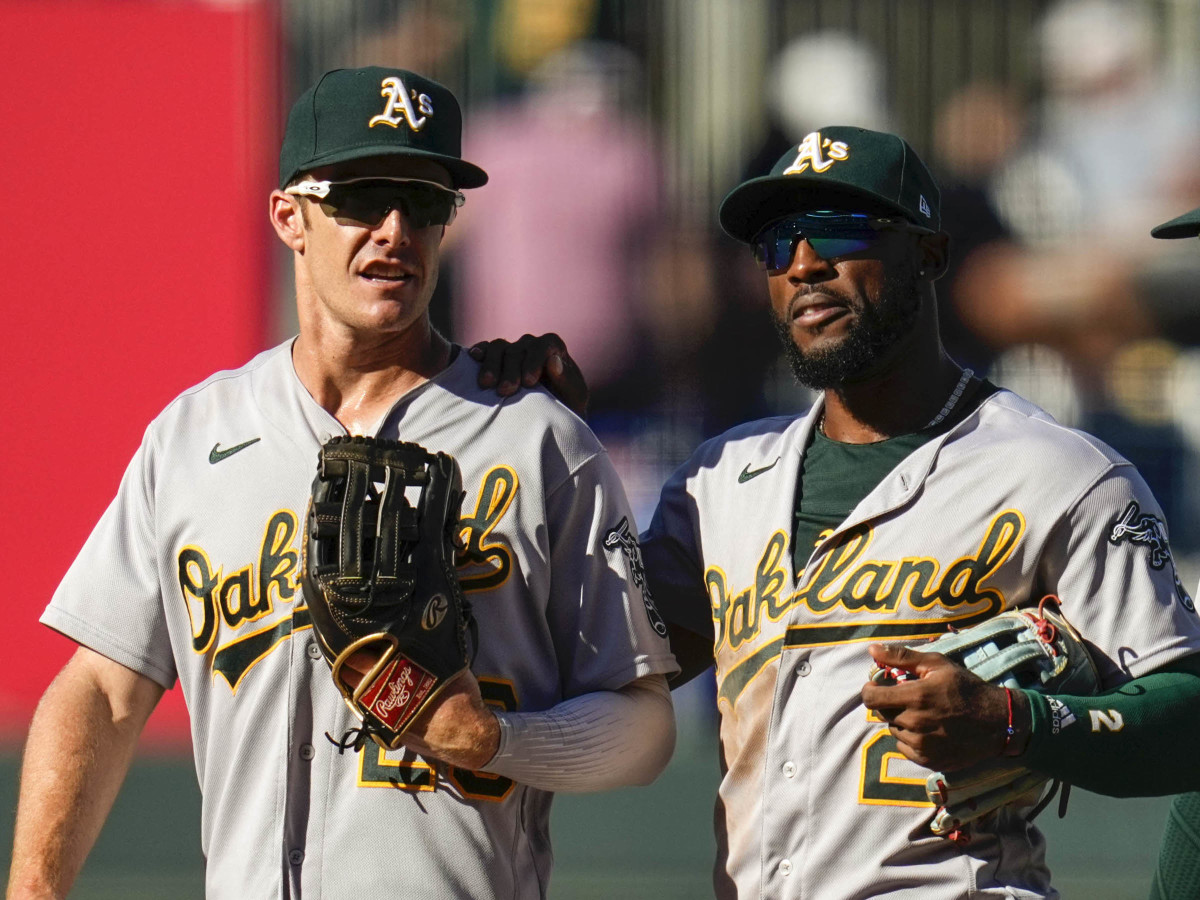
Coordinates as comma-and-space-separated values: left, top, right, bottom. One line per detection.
1020, 654, 1200, 797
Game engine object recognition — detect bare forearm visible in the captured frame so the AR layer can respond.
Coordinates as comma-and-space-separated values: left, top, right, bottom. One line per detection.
7, 649, 162, 899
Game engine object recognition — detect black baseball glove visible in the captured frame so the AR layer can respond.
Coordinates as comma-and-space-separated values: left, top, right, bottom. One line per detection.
871, 596, 1099, 843
303, 435, 472, 750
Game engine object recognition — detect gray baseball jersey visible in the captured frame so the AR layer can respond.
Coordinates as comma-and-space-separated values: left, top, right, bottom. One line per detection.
643, 388, 1200, 900
43, 341, 676, 900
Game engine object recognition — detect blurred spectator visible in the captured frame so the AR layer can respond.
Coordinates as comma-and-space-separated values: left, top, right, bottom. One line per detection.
743, 31, 891, 184
955, 0, 1200, 370
449, 40, 665, 421
951, 0, 1200, 541
494, 0, 599, 79
931, 82, 1025, 374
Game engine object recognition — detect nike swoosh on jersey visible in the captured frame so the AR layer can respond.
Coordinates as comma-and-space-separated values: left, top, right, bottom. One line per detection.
209, 438, 262, 464
738, 458, 780, 483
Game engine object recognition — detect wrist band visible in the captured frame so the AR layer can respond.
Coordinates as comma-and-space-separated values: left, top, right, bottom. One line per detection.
1002, 687, 1017, 752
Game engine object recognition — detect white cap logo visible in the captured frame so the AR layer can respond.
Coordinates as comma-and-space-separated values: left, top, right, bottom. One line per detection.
369, 76, 434, 132
919, 195, 932, 218
783, 131, 850, 175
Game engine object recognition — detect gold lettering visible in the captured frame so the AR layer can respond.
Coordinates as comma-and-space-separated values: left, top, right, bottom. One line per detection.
457, 466, 518, 592
876, 559, 936, 610
800, 528, 871, 612
840, 562, 896, 611
259, 510, 299, 608
704, 510, 1025, 654
708, 568, 730, 651
178, 546, 220, 653
755, 532, 791, 619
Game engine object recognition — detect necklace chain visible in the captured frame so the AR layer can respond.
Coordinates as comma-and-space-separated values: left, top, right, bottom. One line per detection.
818, 367, 975, 436
925, 367, 974, 428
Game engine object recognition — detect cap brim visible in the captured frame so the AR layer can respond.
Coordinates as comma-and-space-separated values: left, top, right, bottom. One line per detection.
719, 175, 916, 243
1151, 207, 1200, 239
281, 145, 488, 190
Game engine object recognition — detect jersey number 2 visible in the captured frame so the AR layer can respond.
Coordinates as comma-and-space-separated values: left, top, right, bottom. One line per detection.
858, 726, 930, 807
357, 677, 518, 802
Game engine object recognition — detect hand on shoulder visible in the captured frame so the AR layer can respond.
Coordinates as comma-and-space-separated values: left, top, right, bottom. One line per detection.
470, 333, 589, 418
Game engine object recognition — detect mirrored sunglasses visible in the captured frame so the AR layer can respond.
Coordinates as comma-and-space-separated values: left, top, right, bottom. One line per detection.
285, 177, 465, 228
752, 210, 930, 270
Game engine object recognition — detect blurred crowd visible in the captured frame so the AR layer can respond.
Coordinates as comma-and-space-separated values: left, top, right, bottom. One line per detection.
284, 0, 1200, 545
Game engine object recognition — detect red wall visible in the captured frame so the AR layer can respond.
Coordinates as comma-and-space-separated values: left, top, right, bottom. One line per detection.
1, 0, 279, 746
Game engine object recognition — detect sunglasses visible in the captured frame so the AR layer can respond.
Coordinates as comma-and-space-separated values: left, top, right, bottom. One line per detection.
285, 177, 465, 228
752, 211, 932, 270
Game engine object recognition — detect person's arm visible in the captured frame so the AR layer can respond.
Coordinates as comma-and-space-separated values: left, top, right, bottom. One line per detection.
480, 674, 675, 792
389, 447, 680, 783
1149, 791, 1200, 900
469, 335, 589, 418
1018, 652, 1200, 796
640, 460, 716, 689
7, 647, 164, 900
666, 622, 715, 687
860, 646, 1200, 795
352, 663, 675, 788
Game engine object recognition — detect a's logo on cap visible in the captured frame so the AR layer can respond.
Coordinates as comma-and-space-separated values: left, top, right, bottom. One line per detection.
783, 131, 850, 175
919, 195, 932, 218
369, 76, 434, 132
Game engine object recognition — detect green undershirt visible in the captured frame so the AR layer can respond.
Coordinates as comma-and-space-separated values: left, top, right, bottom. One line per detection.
793, 379, 1200, 797
794, 428, 935, 574
792, 379, 995, 574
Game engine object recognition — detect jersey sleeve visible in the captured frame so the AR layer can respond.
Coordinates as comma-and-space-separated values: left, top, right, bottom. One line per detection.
1037, 464, 1200, 685
40, 428, 177, 688
543, 451, 679, 697
639, 460, 714, 643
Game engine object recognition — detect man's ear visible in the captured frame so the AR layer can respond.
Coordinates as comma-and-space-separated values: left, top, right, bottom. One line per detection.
270, 190, 306, 252
915, 231, 951, 281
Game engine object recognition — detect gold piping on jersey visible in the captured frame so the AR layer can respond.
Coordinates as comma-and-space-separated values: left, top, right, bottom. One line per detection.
710, 510, 1026, 707
212, 612, 312, 693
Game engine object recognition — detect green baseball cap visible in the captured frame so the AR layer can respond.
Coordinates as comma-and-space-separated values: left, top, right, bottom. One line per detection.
719, 126, 941, 242
279, 67, 488, 190
1151, 207, 1200, 239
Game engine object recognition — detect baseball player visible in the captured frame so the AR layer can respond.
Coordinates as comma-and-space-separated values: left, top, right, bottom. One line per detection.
478, 127, 1200, 899
7, 67, 677, 900
1147, 204, 1200, 900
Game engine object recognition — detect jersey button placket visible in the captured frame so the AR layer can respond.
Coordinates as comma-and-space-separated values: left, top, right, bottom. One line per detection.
289, 848, 304, 866
306, 640, 322, 660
